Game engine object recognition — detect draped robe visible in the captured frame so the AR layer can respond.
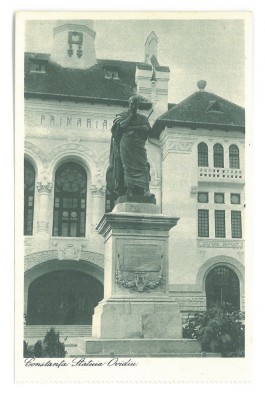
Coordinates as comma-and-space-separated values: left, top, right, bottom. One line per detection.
108, 111, 151, 196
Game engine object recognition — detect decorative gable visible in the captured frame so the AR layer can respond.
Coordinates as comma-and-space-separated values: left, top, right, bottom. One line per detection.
205, 100, 224, 113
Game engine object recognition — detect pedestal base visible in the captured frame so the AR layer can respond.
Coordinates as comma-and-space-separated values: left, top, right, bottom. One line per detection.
77, 338, 202, 357
92, 298, 182, 339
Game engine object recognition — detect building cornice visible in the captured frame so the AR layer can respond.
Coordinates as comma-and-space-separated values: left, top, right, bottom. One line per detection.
24, 91, 152, 110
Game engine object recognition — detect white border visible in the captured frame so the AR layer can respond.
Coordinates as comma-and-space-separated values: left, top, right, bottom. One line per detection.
1, 0, 264, 395
15, 10, 252, 384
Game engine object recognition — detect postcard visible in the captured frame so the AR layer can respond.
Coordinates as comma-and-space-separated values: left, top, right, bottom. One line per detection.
15, 11, 252, 382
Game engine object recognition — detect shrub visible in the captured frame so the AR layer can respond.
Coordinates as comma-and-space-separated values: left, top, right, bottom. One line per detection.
23, 328, 67, 358
42, 328, 67, 358
34, 340, 44, 357
23, 340, 33, 357
183, 302, 245, 357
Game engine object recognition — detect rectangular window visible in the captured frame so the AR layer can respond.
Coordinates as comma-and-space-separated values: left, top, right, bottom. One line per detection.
70, 223, 77, 237
198, 192, 208, 203
53, 210, 59, 236
61, 223, 68, 237
230, 157, 240, 169
30, 62, 46, 73
198, 209, 209, 237
215, 210, 226, 238
198, 153, 208, 167
80, 211, 86, 236
231, 193, 241, 204
214, 155, 224, 168
214, 193, 224, 204
231, 211, 242, 238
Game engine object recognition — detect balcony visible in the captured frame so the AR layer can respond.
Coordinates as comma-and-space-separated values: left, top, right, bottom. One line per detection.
198, 167, 244, 184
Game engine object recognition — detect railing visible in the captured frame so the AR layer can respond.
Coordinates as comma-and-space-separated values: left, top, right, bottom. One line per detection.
198, 167, 244, 182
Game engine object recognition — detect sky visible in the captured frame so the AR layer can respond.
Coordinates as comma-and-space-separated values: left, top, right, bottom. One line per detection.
25, 18, 245, 107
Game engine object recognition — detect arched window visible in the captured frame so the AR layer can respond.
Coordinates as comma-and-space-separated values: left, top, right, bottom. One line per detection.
24, 160, 35, 235
229, 145, 240, 169
213, 144, 224, 168
198, 142, 208, 167
205, 265, 240, 309
53, 162, 87, 237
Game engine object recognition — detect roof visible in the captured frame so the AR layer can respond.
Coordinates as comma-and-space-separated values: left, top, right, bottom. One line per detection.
151, 90, 245, 137
24, 53, 168, 107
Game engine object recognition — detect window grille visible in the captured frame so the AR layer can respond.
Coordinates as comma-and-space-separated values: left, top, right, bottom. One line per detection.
231, 211, 242, 238
229, 145, 240, 169
24, 160, 35, 235
53, 162, 87, 237
205, 265, 240, 309
198, 209, 209, 237
213, 144, 224, 168
215, 210, 226, 238
198, 142, 208, 167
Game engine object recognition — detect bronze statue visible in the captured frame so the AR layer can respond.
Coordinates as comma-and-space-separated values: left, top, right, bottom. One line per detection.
107, 95, 154, 199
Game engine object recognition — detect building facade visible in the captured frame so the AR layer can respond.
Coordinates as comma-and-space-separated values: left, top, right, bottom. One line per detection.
24, 20, 245, 327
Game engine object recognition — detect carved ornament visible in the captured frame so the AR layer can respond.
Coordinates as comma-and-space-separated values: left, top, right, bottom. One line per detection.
198, 239, 244, 249
58, 241, 82, 261
115, 254, 165, 292
162, 140, 194, 159
37, 221, 49, 232
90, 183, 106, 196
178, 296, 206, 311
25, 249, 104, 271
47, 143, 96, 161
36, 182, 53, 193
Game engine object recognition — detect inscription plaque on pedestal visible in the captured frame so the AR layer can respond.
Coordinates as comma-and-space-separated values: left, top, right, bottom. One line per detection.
115, 242, 165, 293
122, 244, 160, 272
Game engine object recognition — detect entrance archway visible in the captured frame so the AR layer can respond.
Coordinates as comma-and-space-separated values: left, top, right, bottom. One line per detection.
205, 265, 240, 309
27, 270, 103, 325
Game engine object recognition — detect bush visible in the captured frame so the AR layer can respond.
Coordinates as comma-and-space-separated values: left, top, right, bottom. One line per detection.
23, 340, 34, 357
42, 328, 67, 358
183, 303, 245, 357
23, 328, 67, 358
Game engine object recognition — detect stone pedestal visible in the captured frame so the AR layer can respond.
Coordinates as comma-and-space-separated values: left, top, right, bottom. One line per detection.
92, 201, 181, 339
92, 298, 182, 339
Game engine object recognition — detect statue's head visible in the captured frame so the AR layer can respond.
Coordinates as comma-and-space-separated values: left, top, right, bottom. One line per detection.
128, 95, 140, 114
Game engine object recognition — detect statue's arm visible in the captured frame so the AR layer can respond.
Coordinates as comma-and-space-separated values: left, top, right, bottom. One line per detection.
128, 124, 150, 132
119, 113, 133, 128
127, 115, 151, 133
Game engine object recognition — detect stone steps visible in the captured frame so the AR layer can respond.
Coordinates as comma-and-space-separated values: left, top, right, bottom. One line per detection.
24, 325, 92, 339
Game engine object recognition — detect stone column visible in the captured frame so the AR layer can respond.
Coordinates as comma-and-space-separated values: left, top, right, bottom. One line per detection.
90, 184, 106, 229
35, 182, 53, 250
224, 142, 230, 170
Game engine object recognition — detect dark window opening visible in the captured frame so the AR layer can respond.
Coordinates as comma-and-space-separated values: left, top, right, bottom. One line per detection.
231, 193, 241, 204
229, 145, 240, 169
206, 266, 240, 309
214, 193, 225, 204
231, 211, 242, 238
198, 209, 209, 237
205, 100, 224, 113
213, 144, 224, 168
198, 192, 208, 203
24, 160, 35, 235
53, 162, 87, 237
215, 210, 226, 238
198, 142, 208, 167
